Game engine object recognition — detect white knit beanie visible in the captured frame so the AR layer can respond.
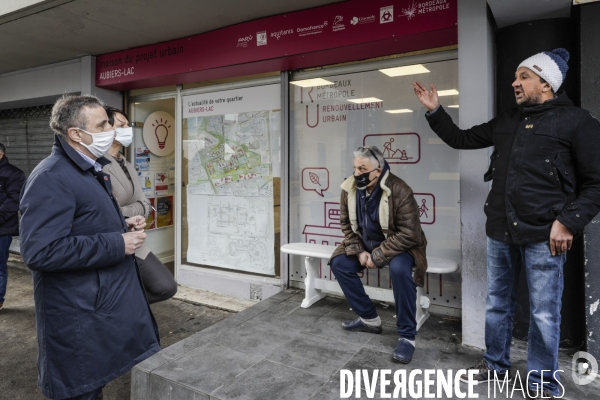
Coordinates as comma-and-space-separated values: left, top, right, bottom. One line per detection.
517, 48, 570, 92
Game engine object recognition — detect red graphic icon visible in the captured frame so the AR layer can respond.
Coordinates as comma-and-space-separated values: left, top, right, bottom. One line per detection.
300, 87, 319, 128
152, 118, 171, 149
419, 199, 429, 218
302, 168, 329, 197
414, 193, 435, 224
302, 202, 344, 281
363, 133, 421, 164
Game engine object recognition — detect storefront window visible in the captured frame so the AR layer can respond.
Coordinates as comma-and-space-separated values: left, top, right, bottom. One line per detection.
289, 59, 461, 310
129, 98, 176, 262
181, 84, 281, 276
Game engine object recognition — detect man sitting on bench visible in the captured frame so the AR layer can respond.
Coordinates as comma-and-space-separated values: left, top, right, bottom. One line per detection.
329, 146, 428, 364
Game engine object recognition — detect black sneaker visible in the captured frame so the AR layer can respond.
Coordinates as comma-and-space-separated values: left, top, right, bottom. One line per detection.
459, 359, 512, 384
341, 317, 382, 334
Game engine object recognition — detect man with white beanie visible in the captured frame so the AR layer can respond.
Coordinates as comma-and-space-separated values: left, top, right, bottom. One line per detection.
412, 48, 600, 399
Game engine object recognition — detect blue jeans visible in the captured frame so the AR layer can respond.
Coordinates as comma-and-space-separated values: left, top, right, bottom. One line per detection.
484, 237, 565, 396
330, 252, 417, 340
0, 234, 12, 304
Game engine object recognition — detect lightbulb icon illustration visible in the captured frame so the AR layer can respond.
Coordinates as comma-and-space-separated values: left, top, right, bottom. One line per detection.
152, 118, 171, 149
143, 111, 175, 156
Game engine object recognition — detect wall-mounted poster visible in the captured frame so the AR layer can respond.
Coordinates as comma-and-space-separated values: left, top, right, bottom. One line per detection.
156, 196, 173, 228
135, 147, 151, 171
183, 84, 280, 275
137, 171, 153, 196
155, 172, 169, 196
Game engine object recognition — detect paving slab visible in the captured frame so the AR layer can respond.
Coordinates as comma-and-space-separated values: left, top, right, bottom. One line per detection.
267, 334, 360, 377
212, 360, 328, 400
151, 342, 262, 395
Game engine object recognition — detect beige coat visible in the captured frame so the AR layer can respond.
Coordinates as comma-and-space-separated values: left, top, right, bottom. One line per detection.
330, 170, 428, 287
102, 153, 151, 259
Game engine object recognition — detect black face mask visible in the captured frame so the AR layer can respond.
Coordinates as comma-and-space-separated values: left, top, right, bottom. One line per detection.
354, 168, 378, 189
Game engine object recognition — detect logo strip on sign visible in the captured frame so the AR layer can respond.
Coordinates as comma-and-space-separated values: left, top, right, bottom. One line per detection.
96, 0, 457, 89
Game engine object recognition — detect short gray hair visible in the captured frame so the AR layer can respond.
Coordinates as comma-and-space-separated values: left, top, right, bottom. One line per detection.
353, 146, 384, 169
50, 94, 104, 137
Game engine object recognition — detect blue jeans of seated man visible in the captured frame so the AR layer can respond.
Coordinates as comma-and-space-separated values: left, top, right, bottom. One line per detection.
330, 252, 417, 340
484, 237, 565, 397
0, 234, 12, 304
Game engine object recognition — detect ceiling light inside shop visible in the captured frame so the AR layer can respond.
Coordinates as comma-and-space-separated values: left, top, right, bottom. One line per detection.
379, 64, 430, 77
289, 78, 334, 87
347, 97, 383, 104
448, 105, 459, 108
437, 89, 459, 97
385, 109, 413, 114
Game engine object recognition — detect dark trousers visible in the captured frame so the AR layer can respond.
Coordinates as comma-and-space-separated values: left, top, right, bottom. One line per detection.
136, 252, 177, 304
330, 252, 417, 340
0, 234, 12, 304
57, 386, 103, 400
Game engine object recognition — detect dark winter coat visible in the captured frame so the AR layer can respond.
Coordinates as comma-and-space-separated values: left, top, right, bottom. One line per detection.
330, 170, 428, 287
0, 156, 25, 236
19, 135, 160, 399
425, 92, 600, 244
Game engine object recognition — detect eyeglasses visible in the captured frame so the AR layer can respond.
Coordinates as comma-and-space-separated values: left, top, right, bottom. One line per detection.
357, 146, 381, 167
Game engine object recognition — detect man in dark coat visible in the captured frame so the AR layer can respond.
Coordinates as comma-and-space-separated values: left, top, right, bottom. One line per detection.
413, 48, 600, 398
329, 146, 427, 364
19, 94, 160, 400
0, 143, 25, 311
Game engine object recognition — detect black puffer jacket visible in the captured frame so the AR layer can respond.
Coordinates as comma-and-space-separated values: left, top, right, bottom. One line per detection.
426, 92, 600, 244
0, 156, 25, 236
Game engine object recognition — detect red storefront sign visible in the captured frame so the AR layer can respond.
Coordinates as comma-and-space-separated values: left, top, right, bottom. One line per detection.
96, 0, 457, 90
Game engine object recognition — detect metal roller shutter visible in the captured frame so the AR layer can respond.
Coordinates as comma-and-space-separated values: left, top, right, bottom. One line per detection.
0, 105, 54, 176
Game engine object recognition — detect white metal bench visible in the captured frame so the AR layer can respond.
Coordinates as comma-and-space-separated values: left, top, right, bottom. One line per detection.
281, 242, 459, 330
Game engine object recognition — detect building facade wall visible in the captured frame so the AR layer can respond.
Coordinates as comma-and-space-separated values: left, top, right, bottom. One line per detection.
0, 56, 121, 110
457, 0, 496, 350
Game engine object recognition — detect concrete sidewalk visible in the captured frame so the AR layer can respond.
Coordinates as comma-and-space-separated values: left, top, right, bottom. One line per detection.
132, 291, 600, 400
3, 257, 599, 400
0, 258, 233, 400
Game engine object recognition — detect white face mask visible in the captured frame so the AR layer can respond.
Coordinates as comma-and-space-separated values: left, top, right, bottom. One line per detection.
78, 128, 115, 158
115, 127, 133, 147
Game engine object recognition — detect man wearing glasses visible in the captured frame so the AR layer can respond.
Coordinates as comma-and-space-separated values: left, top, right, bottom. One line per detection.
329, 146, 428, 364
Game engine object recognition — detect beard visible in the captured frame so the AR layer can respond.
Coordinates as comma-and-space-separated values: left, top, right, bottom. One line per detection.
515, 88, 543, 107
518, 94, 543, 107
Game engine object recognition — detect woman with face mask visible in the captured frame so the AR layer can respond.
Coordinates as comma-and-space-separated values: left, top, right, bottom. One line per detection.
103, 106, 177, 303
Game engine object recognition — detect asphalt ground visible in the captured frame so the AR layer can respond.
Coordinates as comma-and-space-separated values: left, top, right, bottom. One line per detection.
0, 258, 232, 400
